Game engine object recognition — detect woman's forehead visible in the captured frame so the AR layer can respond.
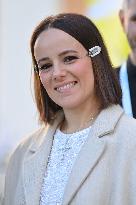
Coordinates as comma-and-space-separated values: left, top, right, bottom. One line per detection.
34, 28, 87, 57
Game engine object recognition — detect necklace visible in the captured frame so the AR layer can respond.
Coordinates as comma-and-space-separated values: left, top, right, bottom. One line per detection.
62, 114, 97, 134
57, 112, 99, 162
58, 124, 93, 162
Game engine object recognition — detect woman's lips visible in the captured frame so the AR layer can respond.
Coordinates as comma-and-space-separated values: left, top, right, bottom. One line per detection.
55, 81, 77, 92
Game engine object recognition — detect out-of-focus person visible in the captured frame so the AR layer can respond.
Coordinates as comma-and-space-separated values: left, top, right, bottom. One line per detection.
116, 0, 136, 118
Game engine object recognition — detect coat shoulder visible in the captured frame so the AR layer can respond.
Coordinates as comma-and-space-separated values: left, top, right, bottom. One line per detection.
6, 125, 47, 175
118, 114, 136, 131
3, 125, 48, 204
116, 113, 136, 145
11, 125, 45, 154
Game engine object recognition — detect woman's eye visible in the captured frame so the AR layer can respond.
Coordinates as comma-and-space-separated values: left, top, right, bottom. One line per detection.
39, 63, 52, 71
64, 56, 78, 64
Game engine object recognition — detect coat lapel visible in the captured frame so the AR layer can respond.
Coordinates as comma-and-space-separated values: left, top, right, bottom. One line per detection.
22, 105, 123, 205
62, 134, 106, 205
23, 112, 64, 205
62, 105, 124, 205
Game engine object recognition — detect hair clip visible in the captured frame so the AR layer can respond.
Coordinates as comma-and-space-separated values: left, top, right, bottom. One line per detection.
88, 46, 101, 57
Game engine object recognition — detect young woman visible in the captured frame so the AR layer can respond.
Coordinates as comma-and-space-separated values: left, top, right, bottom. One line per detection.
3, 13, 136, 205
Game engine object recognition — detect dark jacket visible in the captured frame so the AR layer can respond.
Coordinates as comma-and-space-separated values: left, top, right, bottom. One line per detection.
116, 57, 136, 119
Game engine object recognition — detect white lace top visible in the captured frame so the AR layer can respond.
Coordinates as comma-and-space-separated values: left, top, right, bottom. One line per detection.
40, 125, 92, 205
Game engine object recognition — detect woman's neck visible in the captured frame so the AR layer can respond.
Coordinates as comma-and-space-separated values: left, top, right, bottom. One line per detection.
61, 100, 101, 134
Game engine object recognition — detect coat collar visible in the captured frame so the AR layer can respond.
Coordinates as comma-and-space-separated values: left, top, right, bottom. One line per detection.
62, 105, 124, 205
28, 110, 64, 152
23, 111, 64, 204
29, 105, 123, 152
23, 105, 124, 205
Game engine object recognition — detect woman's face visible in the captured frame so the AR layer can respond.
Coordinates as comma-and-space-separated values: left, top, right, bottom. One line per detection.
34, 28, 98, 110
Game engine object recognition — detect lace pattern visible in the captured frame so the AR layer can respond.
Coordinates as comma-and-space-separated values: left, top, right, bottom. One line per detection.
40, 126, 92, 205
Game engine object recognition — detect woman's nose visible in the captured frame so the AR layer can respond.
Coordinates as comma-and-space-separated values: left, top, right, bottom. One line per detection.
52, 63, 66, 81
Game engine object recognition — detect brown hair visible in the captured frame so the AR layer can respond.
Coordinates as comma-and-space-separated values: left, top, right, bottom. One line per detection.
30, 13, 122, 124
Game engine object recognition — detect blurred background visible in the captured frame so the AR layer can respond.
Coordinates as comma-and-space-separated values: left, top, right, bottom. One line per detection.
0, 0, 130, 200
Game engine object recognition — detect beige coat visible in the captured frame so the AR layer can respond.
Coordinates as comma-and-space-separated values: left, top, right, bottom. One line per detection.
3, 105, 136, 205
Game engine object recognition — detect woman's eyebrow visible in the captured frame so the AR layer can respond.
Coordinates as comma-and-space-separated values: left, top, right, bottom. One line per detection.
37, 57, 50, 64
37, 50, 78, 64
58, 50, 78, 57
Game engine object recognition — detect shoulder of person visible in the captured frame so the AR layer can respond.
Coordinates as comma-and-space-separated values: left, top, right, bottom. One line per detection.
118, 113, 136, 130
16, 125, 47, 151
6, 110, 64, 166
116, 113, 136, 145
3, 124, 50, 205
6, 125, 48, 168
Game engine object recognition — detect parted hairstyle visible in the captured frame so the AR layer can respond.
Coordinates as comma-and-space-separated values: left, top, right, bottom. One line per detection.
30, 13, 122, 124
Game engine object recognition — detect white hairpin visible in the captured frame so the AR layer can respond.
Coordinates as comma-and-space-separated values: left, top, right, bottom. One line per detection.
88, 46, 101, 57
